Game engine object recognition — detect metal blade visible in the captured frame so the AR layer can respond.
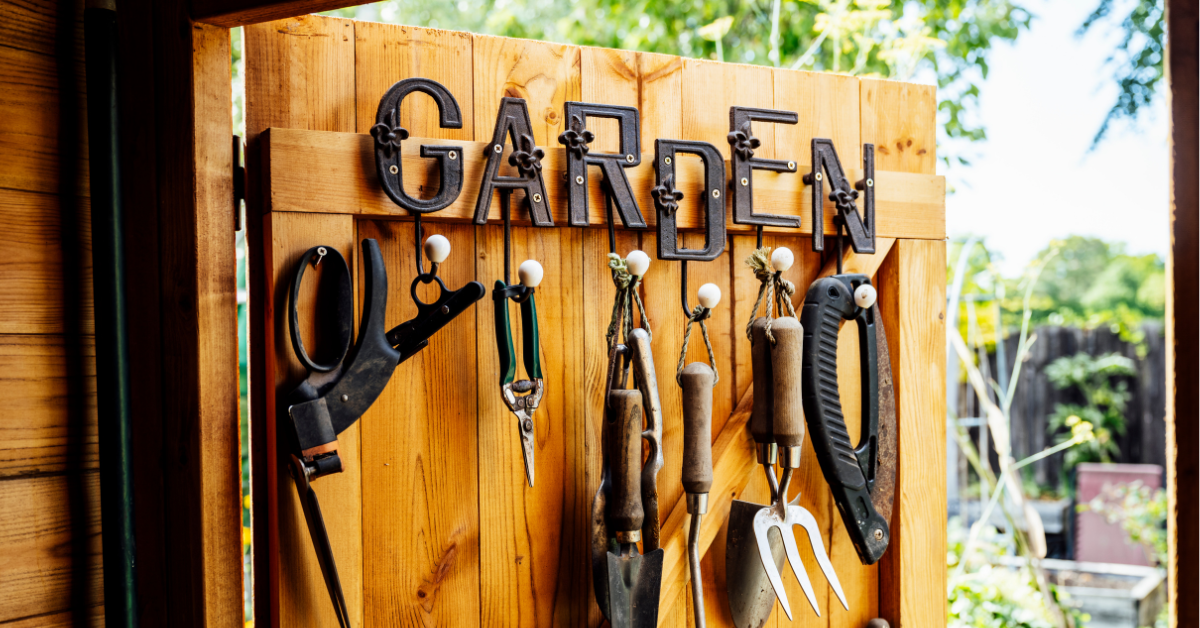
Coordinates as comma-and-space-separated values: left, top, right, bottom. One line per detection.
726, 499, 785, 628
779, 524, 820, 616
872, 304, 897, 524
751, 509, 793, 620
519, 416, 536, 487
789, 500, 848, 611
631, 548, 664, 628
294, 469, 351, 628
606, 547, 637, 628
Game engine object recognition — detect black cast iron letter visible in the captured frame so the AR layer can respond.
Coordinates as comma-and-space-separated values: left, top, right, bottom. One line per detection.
558, 102, 645, 228
806, 138, 875, 254
728, 107, 802, 229
371, 78, 465, 213
652, 139, 726, 262
473, 97, 553, 226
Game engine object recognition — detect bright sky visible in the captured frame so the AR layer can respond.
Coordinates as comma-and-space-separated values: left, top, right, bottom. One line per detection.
942, 0, 1169, 275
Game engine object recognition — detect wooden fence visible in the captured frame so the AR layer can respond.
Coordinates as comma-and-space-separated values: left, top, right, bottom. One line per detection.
954, 323, 1166, 493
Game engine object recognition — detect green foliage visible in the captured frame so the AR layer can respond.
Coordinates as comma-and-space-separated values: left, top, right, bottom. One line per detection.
1046, 352, 1136, 474
947, 519, 1086, 628
1078, 481, 1167, 567
1078, 0, 1164, 147
324, 0, 1031, 165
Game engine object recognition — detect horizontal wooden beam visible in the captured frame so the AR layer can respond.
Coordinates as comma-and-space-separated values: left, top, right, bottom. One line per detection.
261, 128, 946, 240
655, 239, 895, 621
190, 0, 363, 27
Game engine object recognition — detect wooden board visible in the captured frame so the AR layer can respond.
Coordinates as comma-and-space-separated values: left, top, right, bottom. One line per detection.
248, 23, 947, 628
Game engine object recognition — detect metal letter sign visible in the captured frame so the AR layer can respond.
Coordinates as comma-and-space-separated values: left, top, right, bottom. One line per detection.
559, 102, 646, 228
806, 138, 876, 254
371, 78, 465, 213
652, 139, 726, 262
474, 97, 554, 227
728, 107, 802, 229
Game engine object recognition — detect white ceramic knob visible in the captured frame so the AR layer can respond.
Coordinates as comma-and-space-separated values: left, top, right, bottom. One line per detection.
626, 250, 651, 277
771, 247, 794, 272
518, 260, 544, 288
423, 234, 451, 264
697, 283, 721, 310
854, 283, 877, 309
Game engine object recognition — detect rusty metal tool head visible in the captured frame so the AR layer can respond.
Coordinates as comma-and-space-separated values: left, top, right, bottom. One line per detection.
799, 275, 896, 565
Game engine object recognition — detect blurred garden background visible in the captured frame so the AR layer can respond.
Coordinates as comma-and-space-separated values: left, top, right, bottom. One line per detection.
232, 0, 1169, 626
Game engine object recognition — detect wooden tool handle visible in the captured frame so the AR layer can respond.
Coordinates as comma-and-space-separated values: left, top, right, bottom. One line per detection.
749, 317, 774, 445
680, 362, 715, 494
607, 389, 645, 536
769, 317, 805, 449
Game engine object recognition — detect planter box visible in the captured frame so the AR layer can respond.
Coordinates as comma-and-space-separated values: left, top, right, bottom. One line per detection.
1001, 557, 1165, 628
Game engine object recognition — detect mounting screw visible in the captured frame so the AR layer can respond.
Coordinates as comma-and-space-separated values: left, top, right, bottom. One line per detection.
341, 394, 349, 403
874, 528, 884, 541
712, 189, 721, 199
867, 178, 874, 187
626, 154, 635, 163
740, 177, 748, 186
448, 151, 457, 160
532, 193, 543, 203
389, 165, 399, 175
788, 161, 796, 170
523, 418, 534, 432
494, 144, 503, 153
664, 156, 672, 165
815, 172, 823, 181
576, 175, 584, 185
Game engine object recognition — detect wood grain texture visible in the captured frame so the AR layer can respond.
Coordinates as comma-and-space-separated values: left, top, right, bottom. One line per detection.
1166, 0, 1199, 625
877, 240, 946, 628
0, 189, 93, 334
681, 58, 775, 159
260, 129, 945, 238
245, 16, 358, 628
0, 335, 96, 477
357, 220, 480, 627
471, 34, 581, 147
191, 0, 364, 27
859, 80, 937, 176
0, 472, 101, 623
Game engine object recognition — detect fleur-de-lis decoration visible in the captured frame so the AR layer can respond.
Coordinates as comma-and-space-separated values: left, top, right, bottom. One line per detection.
370, 110, 409, 158
557, 115, 595, 158
508, 134, 545, 177
651, 174, 685, 215
727, 120, 760, 161
830, 186, 860, 213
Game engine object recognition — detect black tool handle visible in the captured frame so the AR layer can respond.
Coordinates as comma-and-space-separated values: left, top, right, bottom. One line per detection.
607, 389, 645, 536
799, 274, 889, 564
288, 245, 353, 374
680, 363, 714, 495
749, 317, 774, 446
769, 317, 805, 451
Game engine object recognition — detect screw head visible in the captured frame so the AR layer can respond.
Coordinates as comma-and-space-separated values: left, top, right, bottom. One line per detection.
448, 151, 457, 160
522, 418, 534, 432
866, 178, 874, 187
389, 165, 399, 175
340, 394, 349, 402
788, 161, 796, 170
440, 305, 450, 315
575, 175, 584, 185
532, 193, 543, 203
712, 189, 721, 199
815, 172, 823, 181
316, 246, 327, 256
626, 154, 635, 163
874, 528, 884, 540
740, 177, 749, 186
664, 156, 672, 165
494, 144, 503, 153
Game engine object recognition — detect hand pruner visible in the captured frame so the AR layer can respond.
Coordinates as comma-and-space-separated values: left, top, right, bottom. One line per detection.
494, 267, 543, 487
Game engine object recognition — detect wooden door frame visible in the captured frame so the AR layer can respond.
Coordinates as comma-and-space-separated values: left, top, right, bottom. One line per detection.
116, 0, 1196, 624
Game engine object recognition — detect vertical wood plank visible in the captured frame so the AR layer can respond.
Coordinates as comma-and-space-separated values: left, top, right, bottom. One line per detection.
356, 220, 480, 628
472, 34, 586, 628
859, 80, 936, 175
245, 15, 358, 628
262, 211, 360, 628
877, 240, 946, 628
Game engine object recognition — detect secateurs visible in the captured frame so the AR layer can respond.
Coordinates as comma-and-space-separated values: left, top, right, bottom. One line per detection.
726, 247, 846, 627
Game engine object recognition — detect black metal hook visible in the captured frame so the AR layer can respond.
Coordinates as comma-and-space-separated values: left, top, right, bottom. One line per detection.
680, 260, 711, 322
499, 190, 534, 303
413, 214, 442, 282
756, 225, 764, 250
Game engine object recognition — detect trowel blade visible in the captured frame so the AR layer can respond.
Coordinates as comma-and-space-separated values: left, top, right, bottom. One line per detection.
605, 546, 663, 628
725, 499, 786, 628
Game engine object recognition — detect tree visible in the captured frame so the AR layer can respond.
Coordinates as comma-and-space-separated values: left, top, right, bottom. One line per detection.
324, 0, 1031, 165
1077, 0, 1165, 146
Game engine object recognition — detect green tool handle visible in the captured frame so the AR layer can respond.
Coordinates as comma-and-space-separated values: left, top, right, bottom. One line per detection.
520, 292, 542, 380
493, 280, 517, 386
607, 389, 645, 536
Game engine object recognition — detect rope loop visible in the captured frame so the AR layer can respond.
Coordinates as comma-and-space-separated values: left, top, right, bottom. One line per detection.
605, 253, 651, 351
676, 305, 718, 386
743, 246, 798, 344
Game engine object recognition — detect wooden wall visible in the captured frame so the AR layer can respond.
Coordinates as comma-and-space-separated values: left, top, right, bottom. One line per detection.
247, 15, 945, 628
0, 0, 104, 625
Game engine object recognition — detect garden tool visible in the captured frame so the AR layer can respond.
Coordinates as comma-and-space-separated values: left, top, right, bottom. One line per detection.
602, 385, 664, 628
492, 190, 547, 487
799, 273, 897, 565
285, 240, 401, 628
677, 283, 722, 628
386, 219, 485, 364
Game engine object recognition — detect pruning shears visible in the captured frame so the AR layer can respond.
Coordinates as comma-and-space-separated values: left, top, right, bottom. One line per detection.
494, 279, 543, 487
